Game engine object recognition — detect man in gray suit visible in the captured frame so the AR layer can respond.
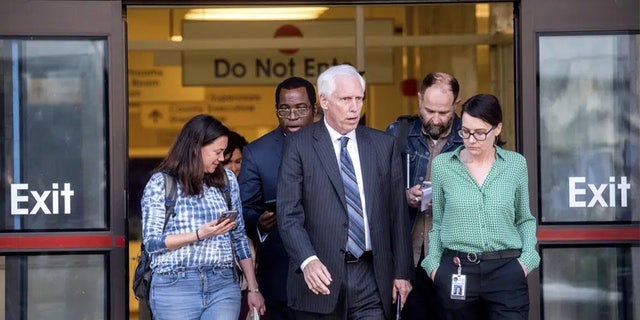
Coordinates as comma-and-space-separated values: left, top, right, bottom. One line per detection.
277, 64, 413, 319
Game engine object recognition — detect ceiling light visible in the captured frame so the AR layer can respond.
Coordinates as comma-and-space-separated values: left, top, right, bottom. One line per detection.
475, 4, 490, 18
184, 7, 329, 21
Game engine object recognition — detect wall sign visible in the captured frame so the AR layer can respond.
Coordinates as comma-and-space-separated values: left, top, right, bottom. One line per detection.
11, 183, 75, 215
568, 176, 631, 208
181, 20, 394, 85
129, 52, 204, 102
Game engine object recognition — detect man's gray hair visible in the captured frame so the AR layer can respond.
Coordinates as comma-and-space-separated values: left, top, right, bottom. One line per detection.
317, 64, 366, 98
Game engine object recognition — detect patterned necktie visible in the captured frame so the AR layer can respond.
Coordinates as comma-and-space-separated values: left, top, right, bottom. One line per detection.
339, 136, 366, 258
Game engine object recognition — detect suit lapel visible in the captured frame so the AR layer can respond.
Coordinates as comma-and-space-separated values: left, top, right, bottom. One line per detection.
312, 122, 347, 210
356, 127, 376, 218
272, 130, 286, 180
273, 128, 284, 159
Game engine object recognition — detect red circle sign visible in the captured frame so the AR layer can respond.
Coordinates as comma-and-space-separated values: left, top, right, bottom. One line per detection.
274, 24, 303, 55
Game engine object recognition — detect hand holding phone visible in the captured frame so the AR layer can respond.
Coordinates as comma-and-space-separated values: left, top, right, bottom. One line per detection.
264, 199, 276, 213
217, 210, 239, 225
259, 200, 278, 232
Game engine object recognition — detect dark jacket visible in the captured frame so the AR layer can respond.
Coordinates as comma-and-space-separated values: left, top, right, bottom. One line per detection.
238, 128, 289, 302
277, 122, 412, 318
386, 115, 463, 223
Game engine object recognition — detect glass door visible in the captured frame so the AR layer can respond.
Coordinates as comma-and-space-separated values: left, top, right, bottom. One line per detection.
0, 1, 127, 319
520, 0, 640, 319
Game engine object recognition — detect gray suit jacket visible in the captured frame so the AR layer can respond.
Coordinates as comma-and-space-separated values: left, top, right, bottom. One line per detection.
277, 121, 413, 318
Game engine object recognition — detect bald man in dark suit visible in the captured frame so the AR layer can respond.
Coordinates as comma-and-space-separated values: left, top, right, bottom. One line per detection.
277, 64, 413, 319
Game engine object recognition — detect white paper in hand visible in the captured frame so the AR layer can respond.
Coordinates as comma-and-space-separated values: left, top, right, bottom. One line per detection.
246, 307, 260, 320
421, 181, 432, 212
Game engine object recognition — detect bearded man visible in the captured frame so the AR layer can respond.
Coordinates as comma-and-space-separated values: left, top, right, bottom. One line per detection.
385, 72, 464, 320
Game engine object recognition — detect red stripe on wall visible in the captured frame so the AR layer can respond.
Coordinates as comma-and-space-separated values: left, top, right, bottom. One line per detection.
0, 235, 126, 249
538, 228, 640, 242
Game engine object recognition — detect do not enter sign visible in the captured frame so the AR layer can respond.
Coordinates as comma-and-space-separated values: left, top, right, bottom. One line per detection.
274, 24, 303, 55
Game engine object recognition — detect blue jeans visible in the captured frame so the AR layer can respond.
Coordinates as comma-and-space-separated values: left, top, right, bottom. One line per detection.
150, 267, 241, 320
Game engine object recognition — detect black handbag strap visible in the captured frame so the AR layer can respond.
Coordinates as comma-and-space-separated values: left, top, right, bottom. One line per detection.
221, 173, 232, 211
221, 171, 241, 282
162, 172, 178, 232
395, 115, 419, 187
396, 114, 419, 154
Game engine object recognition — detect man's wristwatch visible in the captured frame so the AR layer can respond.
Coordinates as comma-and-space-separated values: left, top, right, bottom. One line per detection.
247, 288, 260, 293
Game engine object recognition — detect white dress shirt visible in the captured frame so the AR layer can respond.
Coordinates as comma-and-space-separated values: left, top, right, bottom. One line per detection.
301, 120, 372, 270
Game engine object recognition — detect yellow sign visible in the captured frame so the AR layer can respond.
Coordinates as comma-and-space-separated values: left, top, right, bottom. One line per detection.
140, 86, 278, 129
141, 104, 201, 128
128, 52, 204, 102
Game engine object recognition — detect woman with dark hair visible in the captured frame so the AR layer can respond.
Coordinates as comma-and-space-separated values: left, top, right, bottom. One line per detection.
223, 131, 248, 178
423, 94, 540, 319
142, 114, 265, 320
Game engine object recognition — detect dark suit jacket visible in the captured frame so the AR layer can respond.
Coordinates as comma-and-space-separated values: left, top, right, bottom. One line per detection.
277, 121, 413, 318
239, 128, 289, 302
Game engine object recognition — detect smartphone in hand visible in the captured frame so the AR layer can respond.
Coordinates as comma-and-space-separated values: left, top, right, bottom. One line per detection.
264, 199, 277, 213
217, 210, 239, 225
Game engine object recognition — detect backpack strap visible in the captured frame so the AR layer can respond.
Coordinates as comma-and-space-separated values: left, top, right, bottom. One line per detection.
162, 172, 178, 232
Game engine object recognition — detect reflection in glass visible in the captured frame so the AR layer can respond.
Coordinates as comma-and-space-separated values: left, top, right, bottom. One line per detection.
0, 39, 108, 230
541, 246, 638, 320
0, 254, 106, 319
538, 34, 640, 223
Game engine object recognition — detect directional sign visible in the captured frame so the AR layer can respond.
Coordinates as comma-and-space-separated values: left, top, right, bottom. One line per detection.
139, 86, 278, 129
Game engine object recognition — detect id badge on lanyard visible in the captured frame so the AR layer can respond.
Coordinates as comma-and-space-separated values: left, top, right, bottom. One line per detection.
450, 256, 466, 300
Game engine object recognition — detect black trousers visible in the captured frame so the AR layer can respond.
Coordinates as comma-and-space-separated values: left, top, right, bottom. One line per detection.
265, 299, 295, 320
401, 263, 441, 320
433, 254, 529, 320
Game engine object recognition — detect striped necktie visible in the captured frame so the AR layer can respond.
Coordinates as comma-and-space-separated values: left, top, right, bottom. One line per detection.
339, 136, 366, 258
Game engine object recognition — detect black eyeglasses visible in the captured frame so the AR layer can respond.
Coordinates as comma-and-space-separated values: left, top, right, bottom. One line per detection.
458, 126, 496, 141
276, 104, 311, 118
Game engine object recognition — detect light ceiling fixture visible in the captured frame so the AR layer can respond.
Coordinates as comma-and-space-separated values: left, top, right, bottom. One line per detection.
184, 7, 329, 21
475, 4, 490, 18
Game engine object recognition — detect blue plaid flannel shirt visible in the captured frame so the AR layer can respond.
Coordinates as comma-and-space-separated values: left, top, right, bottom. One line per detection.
142, 169, 251, 274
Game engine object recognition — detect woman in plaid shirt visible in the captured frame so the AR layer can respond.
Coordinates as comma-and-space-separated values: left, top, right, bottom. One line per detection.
142, 114, 265, 320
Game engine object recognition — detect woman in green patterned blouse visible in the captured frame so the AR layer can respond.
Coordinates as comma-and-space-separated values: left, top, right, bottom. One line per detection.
422, 94, 540, 320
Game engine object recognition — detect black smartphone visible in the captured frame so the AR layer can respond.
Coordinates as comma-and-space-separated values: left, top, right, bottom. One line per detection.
264, 199, 277, 213
217, 210, 239, 225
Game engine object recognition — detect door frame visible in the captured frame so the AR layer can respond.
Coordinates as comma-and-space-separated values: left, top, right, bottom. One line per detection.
520, 1, 640, 319
0, 1, 128, 318
121, 1, 640, 319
